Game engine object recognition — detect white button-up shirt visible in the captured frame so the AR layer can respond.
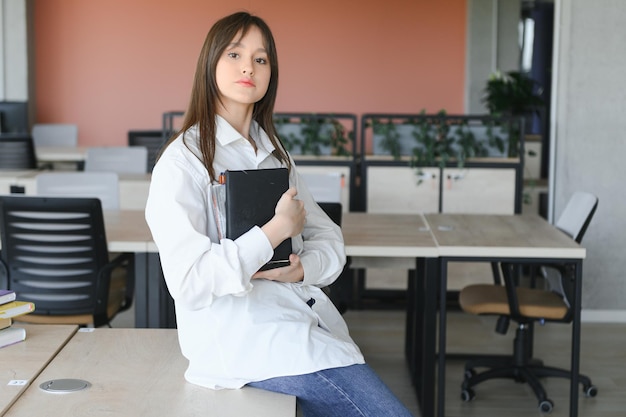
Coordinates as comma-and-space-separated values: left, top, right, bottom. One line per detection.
145, 116, 364, 389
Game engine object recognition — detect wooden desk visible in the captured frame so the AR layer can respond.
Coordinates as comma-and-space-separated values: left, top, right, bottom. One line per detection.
14, 172, 151, 211
424, 213, 586, 417
0, 324, 78, 416
34, 146, 86, 163
4, 329, 295, 417
102, 211, 589, 417
0, 170, 40, 195
337, 212, 439, 413
116, 211, 441, 413
102, 210, 161, 329
342, 212, 437, 259
118, 173, 151, 210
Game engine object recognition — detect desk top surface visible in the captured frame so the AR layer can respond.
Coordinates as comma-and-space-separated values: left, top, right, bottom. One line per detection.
425, 213, 586, 259
0, 324, 78, 416
342, 212, 438, 257
101, 210, 585, 259
4, 329, 295, 417
103, 210, 154, 253
34, 146, 86, 162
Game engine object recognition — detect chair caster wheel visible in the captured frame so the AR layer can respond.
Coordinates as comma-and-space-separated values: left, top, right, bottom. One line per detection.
538, 399, 554, 413
461, 388, 475, 402
463, 368, 476, 380
584, 385, 598, 397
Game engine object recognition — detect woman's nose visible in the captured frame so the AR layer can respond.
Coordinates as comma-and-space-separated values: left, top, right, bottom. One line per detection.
242, 62, 254, 76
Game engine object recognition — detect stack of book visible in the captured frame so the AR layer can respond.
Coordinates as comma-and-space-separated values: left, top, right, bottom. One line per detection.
0, 289, 35, 349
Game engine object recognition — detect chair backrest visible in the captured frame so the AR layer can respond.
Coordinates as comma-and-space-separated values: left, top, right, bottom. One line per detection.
0, 134, 37, 170
543, 191, 598, 304
555, 191, 598, 243
36, 172, 120, 210
85, 146, 148, 174
31, 123, 78, 147
0, 196, 110, 317
318, 202, 342, 226
128, 130, 164, 172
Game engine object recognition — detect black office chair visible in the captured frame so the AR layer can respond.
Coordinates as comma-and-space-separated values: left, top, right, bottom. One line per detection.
0, 196, 134, 327
128, 130, 165, 172
458, 191, 599, 413
0, 133, 37, 170
318, 202, 350, 314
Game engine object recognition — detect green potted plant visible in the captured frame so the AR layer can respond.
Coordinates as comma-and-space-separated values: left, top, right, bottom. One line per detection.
275, 114, 352, 157
483, 70, 545, 204
482, 70, 545, 157
370, 111, 505, 184
483, 71, 544, 115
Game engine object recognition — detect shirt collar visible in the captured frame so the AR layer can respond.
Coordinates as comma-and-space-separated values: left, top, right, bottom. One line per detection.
215, 115, 276, 154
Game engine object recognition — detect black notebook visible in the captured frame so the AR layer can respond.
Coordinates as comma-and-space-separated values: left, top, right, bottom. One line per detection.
225, 168, 292, 270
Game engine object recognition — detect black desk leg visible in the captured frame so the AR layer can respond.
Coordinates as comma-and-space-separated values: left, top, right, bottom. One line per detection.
415, 257, 438, 417
569, 260, 583, 417
437, 259, 448, 417
133, 252, 149, 328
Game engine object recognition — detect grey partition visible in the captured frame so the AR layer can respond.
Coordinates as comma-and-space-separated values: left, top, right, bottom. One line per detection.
360, 113, 525, 214
273, 113, 360, 211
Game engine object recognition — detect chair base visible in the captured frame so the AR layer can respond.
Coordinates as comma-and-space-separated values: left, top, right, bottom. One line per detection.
460, 326, 598, 413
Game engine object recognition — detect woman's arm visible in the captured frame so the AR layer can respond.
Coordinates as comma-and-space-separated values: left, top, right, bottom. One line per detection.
145, 152, 275, 310
252, 168, 346, 288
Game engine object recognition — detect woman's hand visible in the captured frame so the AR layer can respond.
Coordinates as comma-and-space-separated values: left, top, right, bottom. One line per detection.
261, 187, 305, 249
252, 253, 304, 282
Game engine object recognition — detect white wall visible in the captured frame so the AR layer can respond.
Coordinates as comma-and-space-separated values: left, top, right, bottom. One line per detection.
552, 0, 626, 312
465, 0, 521, 113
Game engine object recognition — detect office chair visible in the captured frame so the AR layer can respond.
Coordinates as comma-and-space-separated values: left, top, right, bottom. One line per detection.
36, 171, 120, 211
128, 130, 164, 172
32, 123, 78, 147
0, 133, 37, 170
0, 196, 134, 327
317, 202, 350, 314
458, 191, 599, 413
84, 146, 148, 174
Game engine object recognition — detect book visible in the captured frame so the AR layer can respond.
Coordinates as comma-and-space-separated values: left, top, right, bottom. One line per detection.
225, 168, 292, 271
0, 326, 26, 349
0, 301, 35, 319
0, 289, 16, 305
0, 318, 12, 331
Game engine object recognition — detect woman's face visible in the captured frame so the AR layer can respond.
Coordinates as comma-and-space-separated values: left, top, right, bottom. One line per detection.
215, 25, 271, 110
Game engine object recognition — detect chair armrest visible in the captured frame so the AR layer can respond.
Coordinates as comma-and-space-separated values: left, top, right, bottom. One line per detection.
97, 252, 135, 315
500, 262, 523, 319
0, 258, 7, 289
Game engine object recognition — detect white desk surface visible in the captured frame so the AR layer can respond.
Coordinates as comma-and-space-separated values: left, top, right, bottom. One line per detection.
35, 146, 86, 162
4, 329, 295, 417
424, 213, 586, 259
0, 324, 78, 416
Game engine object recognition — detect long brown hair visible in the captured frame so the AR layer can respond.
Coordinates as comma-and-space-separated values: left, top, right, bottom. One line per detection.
159, 12, 290, 181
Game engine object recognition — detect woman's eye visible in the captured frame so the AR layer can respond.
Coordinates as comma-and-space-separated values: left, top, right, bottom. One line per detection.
255, 57, 267, 65
227, 52, 239, 59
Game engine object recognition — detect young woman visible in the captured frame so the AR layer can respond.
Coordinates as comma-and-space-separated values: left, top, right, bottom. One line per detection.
145, 11, 413, 416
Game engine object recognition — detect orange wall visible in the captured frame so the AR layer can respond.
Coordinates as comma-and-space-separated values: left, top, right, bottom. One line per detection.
33, 0, 466, 146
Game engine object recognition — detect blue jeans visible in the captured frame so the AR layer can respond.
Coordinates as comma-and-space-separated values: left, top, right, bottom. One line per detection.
248, 364, 414, 417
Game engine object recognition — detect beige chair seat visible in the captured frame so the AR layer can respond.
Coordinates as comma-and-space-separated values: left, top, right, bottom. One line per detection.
459, 284, 568, 320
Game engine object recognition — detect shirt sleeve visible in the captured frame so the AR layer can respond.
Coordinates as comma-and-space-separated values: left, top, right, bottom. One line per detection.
291, 167, 347, 288
145, 150, 275, 311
